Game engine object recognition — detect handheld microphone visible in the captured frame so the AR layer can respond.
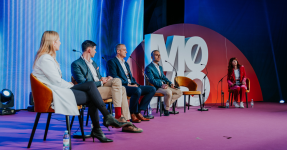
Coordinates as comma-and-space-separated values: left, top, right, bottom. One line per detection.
165, 60, 179, 88
129, 56, 149, 80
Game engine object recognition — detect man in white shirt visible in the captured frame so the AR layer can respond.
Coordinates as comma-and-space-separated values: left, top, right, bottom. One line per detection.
71, 40, 142, 133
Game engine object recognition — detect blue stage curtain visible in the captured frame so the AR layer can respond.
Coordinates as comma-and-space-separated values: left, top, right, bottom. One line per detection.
0, 0, 143, 109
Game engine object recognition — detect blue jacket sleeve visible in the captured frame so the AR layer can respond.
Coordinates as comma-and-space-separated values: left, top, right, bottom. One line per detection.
145, 66, 163, 88
71, 62, 87, 84
107, 59, 129, 86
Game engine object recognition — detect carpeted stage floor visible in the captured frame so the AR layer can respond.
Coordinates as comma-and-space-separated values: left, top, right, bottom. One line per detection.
0, 102, 286, 150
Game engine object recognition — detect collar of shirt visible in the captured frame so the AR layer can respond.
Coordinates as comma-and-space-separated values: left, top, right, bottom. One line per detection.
152, 62, 164, 85
116, 56, 131, 83
80, 56, 102, 86
152, 62, 162, 76
116, 56, 125, 64
152, 62, 160, 68
81, 56, 93, 64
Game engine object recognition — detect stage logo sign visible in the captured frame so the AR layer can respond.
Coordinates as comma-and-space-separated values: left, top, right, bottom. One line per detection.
145, 34, 210, 106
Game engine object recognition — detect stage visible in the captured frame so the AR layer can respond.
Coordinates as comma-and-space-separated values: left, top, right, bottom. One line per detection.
0, 102, 286, 150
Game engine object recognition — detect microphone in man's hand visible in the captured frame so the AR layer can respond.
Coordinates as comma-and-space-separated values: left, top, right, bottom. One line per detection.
165, 60, 179, 89
129, 56, 149, 80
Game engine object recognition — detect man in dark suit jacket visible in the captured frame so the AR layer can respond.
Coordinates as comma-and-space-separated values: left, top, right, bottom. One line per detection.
145, 50, 182, 116
71, 40, 142, 133
107, 44, 156, 123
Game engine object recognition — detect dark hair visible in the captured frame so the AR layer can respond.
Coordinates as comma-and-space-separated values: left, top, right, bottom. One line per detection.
151, 50, 159, 58
228, 57, 241, 75
81, 40, 97, 52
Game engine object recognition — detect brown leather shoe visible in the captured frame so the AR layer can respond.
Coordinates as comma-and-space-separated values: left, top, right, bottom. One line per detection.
122, 124, 143, 133
131, 114, 141, 123
135, 113, 150, 121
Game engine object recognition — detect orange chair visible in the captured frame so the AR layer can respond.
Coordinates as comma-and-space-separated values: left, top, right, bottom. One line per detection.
71, 76, 113, 126
229, 78, 250, 108
175, 76, 202, 113
27, 74, 85, 149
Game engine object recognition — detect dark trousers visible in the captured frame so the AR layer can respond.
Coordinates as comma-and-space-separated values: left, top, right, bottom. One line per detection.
124, 85, 156, 113
71, 81, 109, 128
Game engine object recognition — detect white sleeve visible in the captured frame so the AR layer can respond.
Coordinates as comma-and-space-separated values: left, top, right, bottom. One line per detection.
39, 55, 73, 88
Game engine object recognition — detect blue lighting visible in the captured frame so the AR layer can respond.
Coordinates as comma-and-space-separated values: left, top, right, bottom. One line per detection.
0, 0, 143, 109
279, 100, 285, 104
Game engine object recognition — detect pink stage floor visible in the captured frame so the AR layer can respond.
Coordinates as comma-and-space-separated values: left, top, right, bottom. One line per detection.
0, 102, 287, 150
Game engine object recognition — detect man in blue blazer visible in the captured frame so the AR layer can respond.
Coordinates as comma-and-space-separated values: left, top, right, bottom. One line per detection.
145, 50, 182, 116
107, 44, 156, 123
71, 40, 142, 133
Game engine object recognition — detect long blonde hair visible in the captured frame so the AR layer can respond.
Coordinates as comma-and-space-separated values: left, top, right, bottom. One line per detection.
33, 31, 59, 68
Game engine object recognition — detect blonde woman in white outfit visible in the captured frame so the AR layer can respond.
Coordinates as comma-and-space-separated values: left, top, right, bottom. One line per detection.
32, 31, 130, 143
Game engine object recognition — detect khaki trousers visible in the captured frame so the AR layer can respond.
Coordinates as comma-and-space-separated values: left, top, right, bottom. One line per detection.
97, 78, 131, 120
156, 87, 183, 110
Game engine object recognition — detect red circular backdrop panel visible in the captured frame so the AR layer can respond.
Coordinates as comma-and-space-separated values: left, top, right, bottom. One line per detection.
129, 24, 263, 103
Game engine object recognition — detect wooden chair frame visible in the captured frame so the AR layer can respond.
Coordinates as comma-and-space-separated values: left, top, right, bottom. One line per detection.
174, 76, 203, 113
28, 74, 85, 150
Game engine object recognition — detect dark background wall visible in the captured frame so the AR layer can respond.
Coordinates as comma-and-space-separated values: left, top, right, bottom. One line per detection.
144, 0, 287, 102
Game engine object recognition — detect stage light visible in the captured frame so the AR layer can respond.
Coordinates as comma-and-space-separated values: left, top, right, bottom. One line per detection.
0, 89, 16, 115
3, 90, 11, 97
279, 100, 285, 104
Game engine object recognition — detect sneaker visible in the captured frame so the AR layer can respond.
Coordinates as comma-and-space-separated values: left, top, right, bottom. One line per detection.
122, 124, 143, 133
240, 102, 244, 108
233, 101, 240, 108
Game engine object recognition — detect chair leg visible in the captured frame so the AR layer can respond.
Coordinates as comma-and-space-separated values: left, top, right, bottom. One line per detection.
43, 113, 52, 141
81, 109, 84, 124
246, 93, 248, 108
65, 116, 71, 150
188, 95, 191, 110
228, 92, 231, 106
160, 97, 163, 117
86, 109, 89, 126
173, 100, 176, 115
231, 93, 234, 106
144, 107, 148, 115
184, 95, 186, 113
27, 113, 41, 148
70, 116, 75, 129
109, 102, 113, 114
78, 113, 85, 141
156, 97, 159, 113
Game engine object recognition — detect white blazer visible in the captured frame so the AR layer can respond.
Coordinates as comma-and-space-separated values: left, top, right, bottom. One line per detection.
32, 54, 79, 116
